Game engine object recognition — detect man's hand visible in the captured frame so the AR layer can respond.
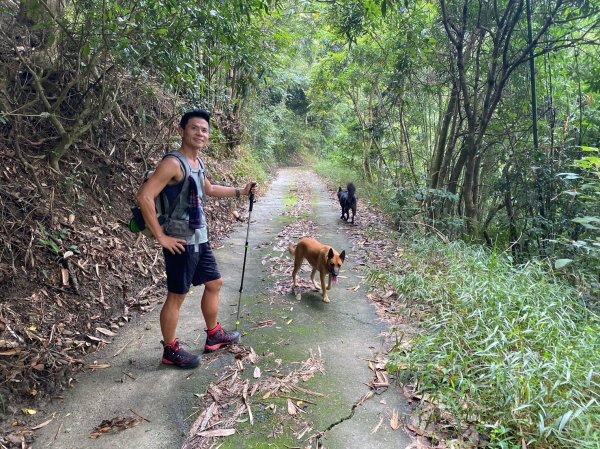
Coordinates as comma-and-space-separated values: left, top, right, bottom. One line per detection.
243, 182, 259, 196
157, 235, 187, 255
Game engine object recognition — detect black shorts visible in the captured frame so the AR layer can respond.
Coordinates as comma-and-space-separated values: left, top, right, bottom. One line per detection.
163, 242, 221, 295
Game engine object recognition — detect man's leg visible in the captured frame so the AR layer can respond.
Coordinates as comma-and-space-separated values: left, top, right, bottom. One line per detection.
200, 278, 223, 331
160, 291, 186, 344
159, 291, 201, 369
201, 277, 240, 352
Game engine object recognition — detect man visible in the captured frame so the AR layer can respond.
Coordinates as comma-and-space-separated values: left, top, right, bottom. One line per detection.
136, 110, 258, 369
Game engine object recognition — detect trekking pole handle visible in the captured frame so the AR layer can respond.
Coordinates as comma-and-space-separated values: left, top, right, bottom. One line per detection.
248, 182, 256, 212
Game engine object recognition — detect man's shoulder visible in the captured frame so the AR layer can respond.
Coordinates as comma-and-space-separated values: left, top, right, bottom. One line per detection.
158, 154, 186, 183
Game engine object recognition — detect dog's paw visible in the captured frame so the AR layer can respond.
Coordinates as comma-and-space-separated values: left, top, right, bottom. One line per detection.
323, 295, 330, 303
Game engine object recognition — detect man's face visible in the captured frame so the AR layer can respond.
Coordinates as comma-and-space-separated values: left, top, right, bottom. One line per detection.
179, 117, 210, 149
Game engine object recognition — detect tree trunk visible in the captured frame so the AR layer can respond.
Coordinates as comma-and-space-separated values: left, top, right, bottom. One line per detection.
462, 135, 478, 227
430, 84, 458, 190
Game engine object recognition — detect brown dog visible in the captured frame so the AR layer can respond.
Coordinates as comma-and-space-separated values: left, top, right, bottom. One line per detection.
288, 238, 346, 303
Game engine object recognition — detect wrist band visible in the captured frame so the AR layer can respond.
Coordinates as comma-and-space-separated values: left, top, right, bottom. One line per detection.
235, 187, 241, 198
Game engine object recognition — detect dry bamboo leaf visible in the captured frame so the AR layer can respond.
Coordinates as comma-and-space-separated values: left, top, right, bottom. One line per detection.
375, 359, 389, 370
86, 335, 109, 343
242, 382, 254, 426
371, 416, 384, 433
296, 424, 312, 440
357, 391, 375, 406
253, 367, 261, 378
60, 268, 69, 286
291, 385, 324, 397
248, 347, 258, 364
190, 402, 216, 436
391, 409, 401, 430
197, 429, 235, 437
375, 370, 390, 387
88, 364, 111, 370
96, 327, 116, 337
30, 416, 54, 430
0, 349, 21, 356
287, 398, 298, 416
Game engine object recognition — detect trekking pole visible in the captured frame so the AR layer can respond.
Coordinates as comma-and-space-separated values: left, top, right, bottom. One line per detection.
235, 184, 255, 330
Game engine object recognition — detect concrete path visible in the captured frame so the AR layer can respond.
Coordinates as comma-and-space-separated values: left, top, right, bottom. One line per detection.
33, 168, 413, 449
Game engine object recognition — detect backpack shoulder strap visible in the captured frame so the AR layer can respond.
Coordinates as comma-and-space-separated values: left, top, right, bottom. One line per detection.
162, 151, 191, 217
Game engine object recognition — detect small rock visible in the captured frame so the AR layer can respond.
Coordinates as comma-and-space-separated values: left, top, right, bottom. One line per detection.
145, 324, 152, 330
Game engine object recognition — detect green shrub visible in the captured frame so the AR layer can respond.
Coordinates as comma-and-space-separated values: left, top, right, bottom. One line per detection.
384, 237, 600, 449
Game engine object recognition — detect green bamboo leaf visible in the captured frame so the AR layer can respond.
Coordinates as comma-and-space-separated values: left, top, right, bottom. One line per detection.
557, 410, 573, 432
554, 259, 573, 269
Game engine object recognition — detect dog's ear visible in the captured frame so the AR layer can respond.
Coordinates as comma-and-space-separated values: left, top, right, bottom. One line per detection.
327, 248, 334, 260
339, 250, 346, 262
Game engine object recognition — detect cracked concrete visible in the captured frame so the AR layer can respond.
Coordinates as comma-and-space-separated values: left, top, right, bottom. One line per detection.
32, 168, 413, 449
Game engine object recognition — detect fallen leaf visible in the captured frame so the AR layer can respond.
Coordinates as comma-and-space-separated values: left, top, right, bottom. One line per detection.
371, 416, 384, 433
86, 335, 109, 343
287, 399, 297, 415
391, 409, 401, 430
89, 416, 141, 439
357, 391, 374, 406
197, 429, 235, 437
248, 347, 257, 364
0, 349, 20, 356
31, 417, 54, 430
96, 327, 116, 337
22, 409, 37, 415
88, 364, 111, 370
253, 367, 261, 378
61, 268, 69, 286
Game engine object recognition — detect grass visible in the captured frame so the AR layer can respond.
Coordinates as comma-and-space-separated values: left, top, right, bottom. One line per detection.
381, 237, 600, 449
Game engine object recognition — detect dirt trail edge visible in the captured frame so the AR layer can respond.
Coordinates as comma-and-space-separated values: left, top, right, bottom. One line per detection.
33, 168, 414, 449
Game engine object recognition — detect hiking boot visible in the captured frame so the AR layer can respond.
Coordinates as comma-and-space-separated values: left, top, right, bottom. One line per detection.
204, 323, 240, 353
161, 339, 201, 369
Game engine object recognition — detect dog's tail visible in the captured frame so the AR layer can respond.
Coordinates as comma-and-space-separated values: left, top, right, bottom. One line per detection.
288, 244, 296, 255
347, 183, 356, 197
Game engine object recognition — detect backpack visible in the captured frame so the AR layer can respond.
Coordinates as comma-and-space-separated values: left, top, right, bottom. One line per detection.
129, 152, 204, 238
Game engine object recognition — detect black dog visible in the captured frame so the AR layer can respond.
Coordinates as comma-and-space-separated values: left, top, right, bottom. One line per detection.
337, 183, 357, 224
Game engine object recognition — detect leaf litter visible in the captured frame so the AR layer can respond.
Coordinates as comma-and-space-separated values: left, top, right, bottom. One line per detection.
181, 346, 325, 449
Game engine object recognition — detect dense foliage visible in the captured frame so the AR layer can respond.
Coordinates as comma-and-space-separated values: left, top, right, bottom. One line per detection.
378, 236, 599, 448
